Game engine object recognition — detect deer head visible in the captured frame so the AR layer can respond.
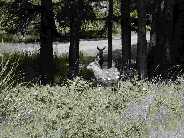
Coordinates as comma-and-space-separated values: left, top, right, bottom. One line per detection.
96, 46, 106, 68
97, 46, 106, 57
97, 46, 106, 53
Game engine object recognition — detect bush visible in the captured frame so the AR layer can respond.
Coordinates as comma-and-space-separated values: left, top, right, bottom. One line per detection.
79, 67, 95, 81
0, 52, 97, 85
0, 78, 184, 137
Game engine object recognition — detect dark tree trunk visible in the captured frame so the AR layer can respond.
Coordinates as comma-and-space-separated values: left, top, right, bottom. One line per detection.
171, 0, 184, 65
137, 0, 147, 79
121, 0, 131, 69
149, 1, 157, 48
147, 0, 174, 78
68, 0, 81, 79
107, 0, 113, 68
147, 0, 162, 77
40, 0, 54, 85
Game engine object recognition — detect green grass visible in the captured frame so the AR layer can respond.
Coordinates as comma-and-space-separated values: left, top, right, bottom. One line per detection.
0, 78, 184, 137
0, 56, 18, 91
0, 53, 184, 137
0, 52, 95, 85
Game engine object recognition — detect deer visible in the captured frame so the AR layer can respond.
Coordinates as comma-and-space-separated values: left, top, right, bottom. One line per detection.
87, 57, 120, 86
96, 46, 106, 68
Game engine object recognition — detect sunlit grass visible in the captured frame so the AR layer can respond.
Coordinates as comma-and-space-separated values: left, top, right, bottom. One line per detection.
0, 52, 95, 85
0, 76, 184, 137
0, 52, 184, 137
0, 53, 19, 91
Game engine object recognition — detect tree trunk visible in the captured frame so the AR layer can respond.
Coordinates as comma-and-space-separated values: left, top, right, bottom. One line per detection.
149, 1, 157, 48
68, 0, 81, 79
40, 0, 54, 85
121, 0, 131, 69
137, 0, 147, 79
108, 0, 113, 68
171, 0, 184, 65
147, 0, 174, 78
147, 0, 161, 77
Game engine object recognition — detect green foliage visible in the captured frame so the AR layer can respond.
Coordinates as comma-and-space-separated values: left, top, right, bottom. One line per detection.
0, 52, 96, 84
0, 79, 143, 137
0, 52, 40, 84
149, 82, 184, 131
0, 0, 140, 42
0, 77, 184, 137
130, 10, 138, 18
79, 67, 95, 81
0, 54, 18, 91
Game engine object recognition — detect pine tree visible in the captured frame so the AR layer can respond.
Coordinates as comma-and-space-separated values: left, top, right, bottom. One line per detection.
121, 0, 131, 70
1, 0, 56, 84
40, 0, 55, 84
68, 0, 81, 79
147, 0, 174, 78
107, 0, 113, 68
137, 0, 147, 79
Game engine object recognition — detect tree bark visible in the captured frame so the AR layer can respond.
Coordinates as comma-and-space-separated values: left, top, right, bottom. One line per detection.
108, 0, 113, 68
68, 0, 81, 79
40, 0, 54, 85
171, 0, 184, 65
147, 0, 174, 78
137, 0, 147, 79
121, 0, 131, 69
149, 1, 157, 48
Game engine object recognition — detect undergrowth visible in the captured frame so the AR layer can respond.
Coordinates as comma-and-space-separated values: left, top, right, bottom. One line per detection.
0, 77, 184, 137
0, 53, 184, 137
0, 52, 95, 84
0, 54, 19, 91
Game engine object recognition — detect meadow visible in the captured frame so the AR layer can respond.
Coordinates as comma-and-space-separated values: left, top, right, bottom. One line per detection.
0, 51, 184, 138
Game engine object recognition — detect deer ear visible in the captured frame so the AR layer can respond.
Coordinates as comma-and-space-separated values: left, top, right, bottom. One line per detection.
97, 46, 100, 50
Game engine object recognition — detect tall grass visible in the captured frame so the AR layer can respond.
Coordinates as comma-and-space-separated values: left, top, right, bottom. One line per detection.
0, 52, 95, 85
0, 78, 184, 137
0, 54, 18, 91
0, 52, 184, 137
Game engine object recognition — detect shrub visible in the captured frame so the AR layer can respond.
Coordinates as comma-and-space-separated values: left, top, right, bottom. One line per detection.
0, 78, 184, 137
0, 52, 97, 85
79, 67, 95, 81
